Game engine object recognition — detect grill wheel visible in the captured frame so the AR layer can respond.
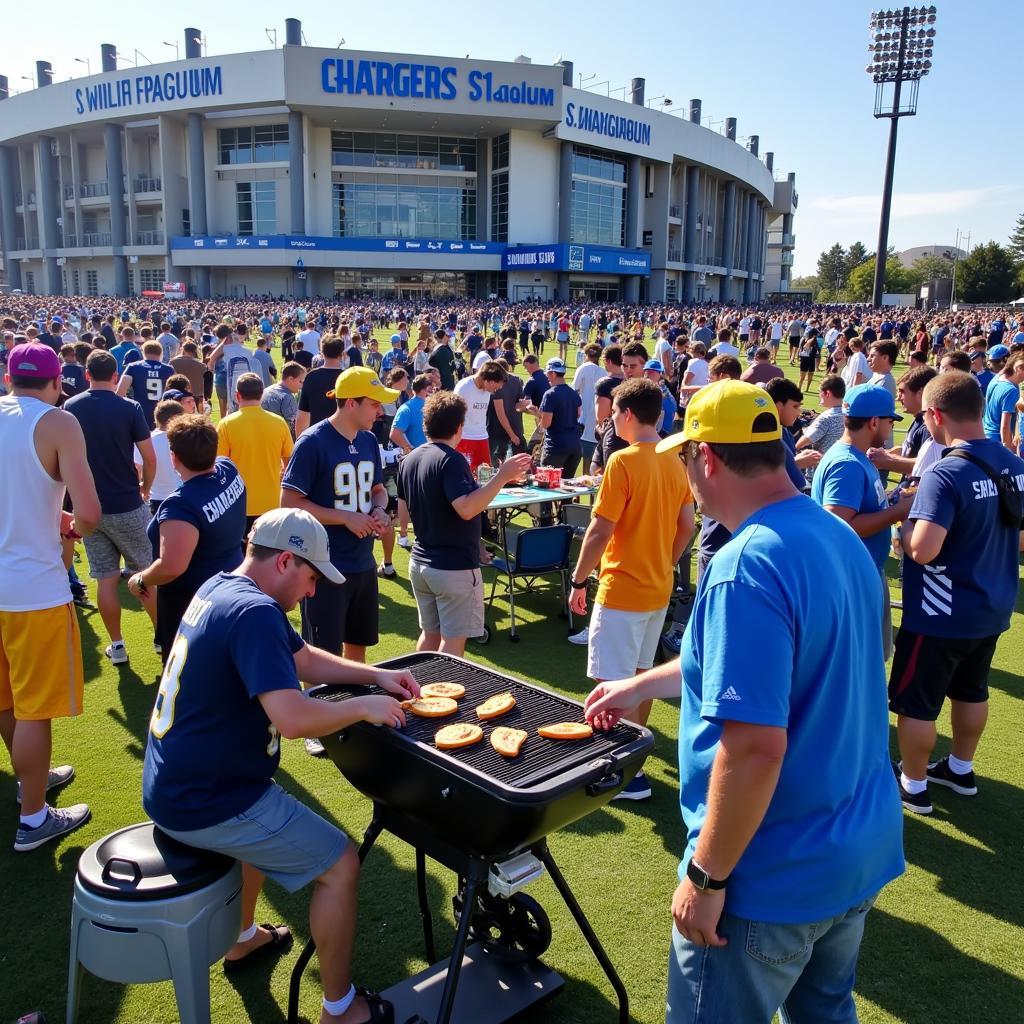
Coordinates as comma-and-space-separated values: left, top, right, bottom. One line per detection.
452, 885, 553, 963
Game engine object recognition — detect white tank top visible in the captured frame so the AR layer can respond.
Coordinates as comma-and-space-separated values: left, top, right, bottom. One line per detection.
0, 396, 72, 610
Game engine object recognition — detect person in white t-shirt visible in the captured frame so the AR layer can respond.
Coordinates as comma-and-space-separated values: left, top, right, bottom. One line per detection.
841, 337, 870, 390
453, 360, 506, 471
297, 325, 322, 358
135, 398, 185, 514
653, 334, 674, 379
573, 344, 606, 464
207, 327, 260, 414
709, 330, 739, 360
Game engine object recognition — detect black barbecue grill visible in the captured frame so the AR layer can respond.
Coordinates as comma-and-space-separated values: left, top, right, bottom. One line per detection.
288, 652, 654, 1024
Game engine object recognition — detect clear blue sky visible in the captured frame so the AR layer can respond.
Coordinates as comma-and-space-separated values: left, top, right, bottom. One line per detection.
4, 0, 1015, 275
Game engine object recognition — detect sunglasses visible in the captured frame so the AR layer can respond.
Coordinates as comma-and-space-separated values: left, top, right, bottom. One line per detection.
678, 440, 702, 465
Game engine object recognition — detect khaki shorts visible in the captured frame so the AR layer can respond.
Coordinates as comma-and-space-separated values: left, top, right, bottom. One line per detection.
0, 604, 85, 720
82, 505, 153, 580
409, 562, 485, 639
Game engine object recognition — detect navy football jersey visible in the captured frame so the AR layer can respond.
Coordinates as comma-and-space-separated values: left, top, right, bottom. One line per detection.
124, 358, 173, 427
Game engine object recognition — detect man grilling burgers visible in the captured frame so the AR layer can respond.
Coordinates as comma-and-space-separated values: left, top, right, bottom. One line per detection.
143, 508, 418, 1024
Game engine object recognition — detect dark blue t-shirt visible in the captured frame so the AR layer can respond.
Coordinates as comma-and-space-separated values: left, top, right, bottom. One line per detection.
397, 442, 479, 569
61, 364, 88, 399
539, 382, 582, 456
148, 458, 246, 601
281, 420, 383, 573
123, 359, 174, 427
523, 369, 549, 407
65, 389, 149, 514
142, 573, 305, 830
902, 440, 1024, 638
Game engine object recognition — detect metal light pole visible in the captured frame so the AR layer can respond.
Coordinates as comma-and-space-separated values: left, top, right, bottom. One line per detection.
866, 6, 937, 307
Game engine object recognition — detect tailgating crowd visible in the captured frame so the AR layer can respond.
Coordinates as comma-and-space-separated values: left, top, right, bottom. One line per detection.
2, 292, 1023, 1024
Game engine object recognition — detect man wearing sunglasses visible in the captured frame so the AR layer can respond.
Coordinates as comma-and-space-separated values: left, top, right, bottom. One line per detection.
584, 381, 903, 1023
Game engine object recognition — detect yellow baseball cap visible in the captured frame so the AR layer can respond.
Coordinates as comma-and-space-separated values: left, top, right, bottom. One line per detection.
327, 366, 401, 401
655, 379, 781, 453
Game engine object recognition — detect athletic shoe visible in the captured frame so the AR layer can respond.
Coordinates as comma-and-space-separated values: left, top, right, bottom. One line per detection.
613, 772, 652, 802
72, 592, 94, 609
662, 629, 684, 655
14, 803, 91, 852
397, 536, 412, 550
104, 642, 128, 665
567, 627, 589, 645
927, 756, 978, 796
15, 764, 75, 804
377, 563, 397, 579
892, 763, 932, 814
304, 738, 326, 757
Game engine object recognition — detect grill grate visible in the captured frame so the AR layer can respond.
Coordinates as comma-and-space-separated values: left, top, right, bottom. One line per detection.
313, 652, 641, 789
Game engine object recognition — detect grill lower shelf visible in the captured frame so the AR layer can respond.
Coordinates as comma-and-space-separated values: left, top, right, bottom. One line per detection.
379, 941, 563, 1024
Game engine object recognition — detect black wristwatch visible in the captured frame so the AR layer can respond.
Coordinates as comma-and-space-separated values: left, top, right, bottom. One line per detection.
686, 858, 729, 891
569, 578, 588, 590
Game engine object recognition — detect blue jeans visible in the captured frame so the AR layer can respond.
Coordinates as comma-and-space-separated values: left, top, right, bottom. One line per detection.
666, 895, 877, 1024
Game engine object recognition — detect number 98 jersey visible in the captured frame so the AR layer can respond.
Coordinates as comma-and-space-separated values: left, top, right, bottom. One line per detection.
281, 421, 383, 574
142, 572, 304, 832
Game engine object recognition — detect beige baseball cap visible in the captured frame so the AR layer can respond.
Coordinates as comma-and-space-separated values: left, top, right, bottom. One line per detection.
248, 508, 345, 584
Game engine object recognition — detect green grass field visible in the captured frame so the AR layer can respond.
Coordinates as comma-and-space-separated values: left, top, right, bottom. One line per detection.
2, 337, 1023, 1024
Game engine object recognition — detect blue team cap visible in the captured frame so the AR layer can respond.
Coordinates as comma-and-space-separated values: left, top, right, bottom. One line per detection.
989, 344, 1009, 360
643, 359, 666, 373
545, 358, 567, 374
843, 383, 904, 421
390, 333, 402, 345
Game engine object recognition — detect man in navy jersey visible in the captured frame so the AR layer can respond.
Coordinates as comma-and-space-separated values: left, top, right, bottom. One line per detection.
116, 340, 174, 428
143, 508, 418, 1024
890, 372, 1024, 814
282, 367, 399, 664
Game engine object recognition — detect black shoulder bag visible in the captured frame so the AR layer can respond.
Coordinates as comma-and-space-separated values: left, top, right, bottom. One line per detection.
944, 447, 1024, 529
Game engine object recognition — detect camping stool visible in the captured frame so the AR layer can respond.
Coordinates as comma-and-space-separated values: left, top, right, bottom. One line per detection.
67, 821, 242, 1024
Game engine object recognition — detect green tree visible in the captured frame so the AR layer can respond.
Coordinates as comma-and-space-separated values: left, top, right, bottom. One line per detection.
1007, 211, 1024, 266
817, 244, 848, 294
790, 275, 821, 299
906, 253, 954, 287
956, 242, 1016, 303
844, 241, 871, 279
847, 254, 916, 302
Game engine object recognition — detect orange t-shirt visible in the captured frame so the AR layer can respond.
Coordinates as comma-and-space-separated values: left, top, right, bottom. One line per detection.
593, 440, 693, 612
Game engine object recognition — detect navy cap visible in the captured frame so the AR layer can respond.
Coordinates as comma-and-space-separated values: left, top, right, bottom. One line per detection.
969, 350, 986, 363
163, 388, 193, 401
843, 383, 904, 421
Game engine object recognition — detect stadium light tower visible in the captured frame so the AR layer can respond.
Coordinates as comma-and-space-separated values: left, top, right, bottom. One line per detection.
866, 5, 937, 306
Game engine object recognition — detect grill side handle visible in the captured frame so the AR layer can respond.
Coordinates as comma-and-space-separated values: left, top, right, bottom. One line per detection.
582, 756, 623, 797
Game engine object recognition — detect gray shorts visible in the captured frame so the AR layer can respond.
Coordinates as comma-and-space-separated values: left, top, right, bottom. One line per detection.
409, 561, 485, 639
157, 782, 349, 894
82, 505, 153, 580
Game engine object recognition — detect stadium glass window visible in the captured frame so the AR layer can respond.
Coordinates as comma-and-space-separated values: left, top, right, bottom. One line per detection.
219, 125, 289, 165
236, 181, 277, 235
24, 271, 35, 295
331, 132, 477, 172
332, 178, 476, 240
490, 170, 508, 243
139, 269, 163, 291
569, 146, 627, 247
491, 134, 509, 171
86, 270, 98, 297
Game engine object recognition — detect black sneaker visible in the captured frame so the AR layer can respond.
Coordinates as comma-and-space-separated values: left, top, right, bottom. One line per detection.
892, 763, 932, 815
927, 756, 978, 796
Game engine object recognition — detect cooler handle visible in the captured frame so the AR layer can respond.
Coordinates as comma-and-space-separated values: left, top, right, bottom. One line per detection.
102, 856, 142, 886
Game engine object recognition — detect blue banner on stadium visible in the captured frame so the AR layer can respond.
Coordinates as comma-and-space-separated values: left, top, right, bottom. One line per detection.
502, 244, 650, 275
170, 235, 506, 255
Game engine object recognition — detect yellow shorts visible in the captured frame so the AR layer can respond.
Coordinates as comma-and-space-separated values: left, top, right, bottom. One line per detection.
0, 604, 85, 720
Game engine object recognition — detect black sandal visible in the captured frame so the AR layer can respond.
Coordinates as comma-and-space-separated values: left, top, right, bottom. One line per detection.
223, 923, 293, 974
353, 988, 394, 1024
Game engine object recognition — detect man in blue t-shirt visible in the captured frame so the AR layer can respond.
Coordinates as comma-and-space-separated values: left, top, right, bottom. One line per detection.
116, 340, 174, 427
585, 381, 903, 1023
970, 349, 995, 394
812, 383, 913, 659
110, 326, 142, 374
389, 374, 429, 452
538, 358, 582, 476
282, 367, 398, 664
890, 371, 1024, 814
142, 507, 417, 1021
981, 350, 1024, 449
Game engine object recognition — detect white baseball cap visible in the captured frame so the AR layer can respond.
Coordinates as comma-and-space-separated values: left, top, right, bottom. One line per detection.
248, 508, 345, 584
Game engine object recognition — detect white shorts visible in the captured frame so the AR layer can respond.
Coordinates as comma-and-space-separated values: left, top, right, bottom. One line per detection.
587, 603, 667, 681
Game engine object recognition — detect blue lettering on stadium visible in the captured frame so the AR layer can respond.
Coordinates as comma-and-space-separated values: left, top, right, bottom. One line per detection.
564, 101, 652, 147
74, 66, 222, 115
321, 59, 554, 107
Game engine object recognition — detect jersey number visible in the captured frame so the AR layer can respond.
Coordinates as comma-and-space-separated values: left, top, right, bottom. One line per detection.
146, 377, 165, 401
334, 461, 374, 513
150, 635, 188, 738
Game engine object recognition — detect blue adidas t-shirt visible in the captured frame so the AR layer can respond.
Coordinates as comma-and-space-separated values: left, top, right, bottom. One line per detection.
679, 495, 904, 923
811, 441, 890, 569
281, 420, 383, 573
148, 457, 246, 602
392, 394, 426, 448
982, 377, 1020, 441
142, 573, 305, 831
902, 439, 1024, 638
123, 359, 174, 427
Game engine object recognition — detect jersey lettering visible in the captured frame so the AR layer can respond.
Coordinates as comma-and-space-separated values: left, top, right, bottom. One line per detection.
150, 635, 188, 738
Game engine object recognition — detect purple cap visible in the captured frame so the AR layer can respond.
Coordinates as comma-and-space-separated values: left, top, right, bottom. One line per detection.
7, 342, 61, 380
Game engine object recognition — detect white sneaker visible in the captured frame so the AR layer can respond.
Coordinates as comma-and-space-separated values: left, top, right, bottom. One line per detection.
305, 738, 326, 757
568, 627, 589, 645
104, 642, 128, 665
397, 535, 412, 549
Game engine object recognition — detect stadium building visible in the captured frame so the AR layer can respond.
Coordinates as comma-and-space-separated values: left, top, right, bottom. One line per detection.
0, 20, 798, 303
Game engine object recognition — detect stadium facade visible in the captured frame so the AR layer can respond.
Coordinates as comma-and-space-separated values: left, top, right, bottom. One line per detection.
0, 20, 798, 303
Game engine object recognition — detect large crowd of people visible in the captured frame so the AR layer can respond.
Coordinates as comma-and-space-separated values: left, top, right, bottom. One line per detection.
1, 291, 1022, 1024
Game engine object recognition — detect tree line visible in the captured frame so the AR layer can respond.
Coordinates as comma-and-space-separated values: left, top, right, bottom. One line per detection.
792, 212, 1024, 304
